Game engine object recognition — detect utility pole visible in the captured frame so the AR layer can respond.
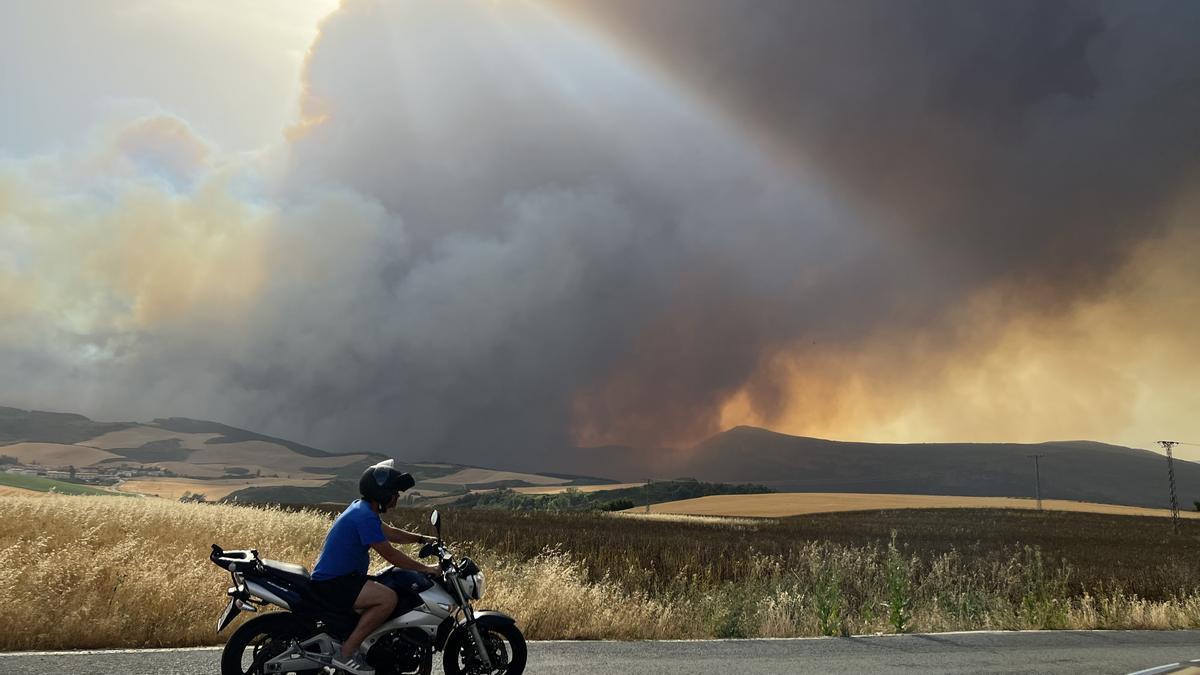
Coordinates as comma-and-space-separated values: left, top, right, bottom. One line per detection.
1027, 454, 1043, 511
644, 478, 651, 514
1158, 441, 1181, 534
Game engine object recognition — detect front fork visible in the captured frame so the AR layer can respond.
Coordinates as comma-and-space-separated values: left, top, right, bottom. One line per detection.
447, 569, 494, 670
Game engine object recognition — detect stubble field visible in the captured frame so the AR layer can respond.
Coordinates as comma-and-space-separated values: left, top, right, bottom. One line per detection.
3, 495, 1200, 651
634, 492, 1200, 519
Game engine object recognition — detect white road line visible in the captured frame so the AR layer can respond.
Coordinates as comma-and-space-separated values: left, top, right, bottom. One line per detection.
0, 646, 222, 656
0, 629, 1175, 655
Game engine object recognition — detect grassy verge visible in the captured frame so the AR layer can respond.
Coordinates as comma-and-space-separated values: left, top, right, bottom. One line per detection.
3, 496, 1200, 650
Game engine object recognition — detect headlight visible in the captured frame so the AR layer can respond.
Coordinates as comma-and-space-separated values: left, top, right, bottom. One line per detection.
458, 571, 485, 600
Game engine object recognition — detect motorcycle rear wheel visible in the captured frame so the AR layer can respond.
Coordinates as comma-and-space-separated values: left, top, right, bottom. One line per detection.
221, 612, 312, 675
442, 622, 526, 675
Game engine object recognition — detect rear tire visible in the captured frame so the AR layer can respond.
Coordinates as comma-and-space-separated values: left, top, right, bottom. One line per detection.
442, 621, 526, 675
221, 612, 313, 675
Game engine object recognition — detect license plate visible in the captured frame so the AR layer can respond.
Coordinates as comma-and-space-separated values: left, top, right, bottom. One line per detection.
217, 598, 241, 633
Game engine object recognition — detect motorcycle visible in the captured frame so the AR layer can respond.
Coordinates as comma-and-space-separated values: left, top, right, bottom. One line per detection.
210, 510, 526, 675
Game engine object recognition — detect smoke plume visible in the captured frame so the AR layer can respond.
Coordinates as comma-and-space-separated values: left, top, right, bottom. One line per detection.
2, 0, 1199, 462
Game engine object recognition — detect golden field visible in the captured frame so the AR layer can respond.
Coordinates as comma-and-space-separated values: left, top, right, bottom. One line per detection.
636, 492, 1200, 519
6, 495, 1200, 650
0, 496, 688, 650
115, 477, 331, 501
0, 442, 121, 466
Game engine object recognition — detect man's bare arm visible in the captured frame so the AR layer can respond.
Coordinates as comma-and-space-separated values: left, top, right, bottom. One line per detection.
370, 540, 440, 574
382, 523, 433, 546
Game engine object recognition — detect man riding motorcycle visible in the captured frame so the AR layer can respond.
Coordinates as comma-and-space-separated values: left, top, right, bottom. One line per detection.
310, 459, 440, 675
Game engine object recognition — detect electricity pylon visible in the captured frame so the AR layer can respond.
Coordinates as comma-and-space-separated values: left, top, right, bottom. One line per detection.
1158, 440, 1180, 534
1027, 454, 1043, 511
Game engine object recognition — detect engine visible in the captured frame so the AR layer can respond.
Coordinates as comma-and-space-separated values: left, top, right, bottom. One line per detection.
366, 629, 427, 675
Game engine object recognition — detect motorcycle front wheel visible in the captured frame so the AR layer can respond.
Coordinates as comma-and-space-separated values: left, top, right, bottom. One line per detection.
220, 612, 312, 675
442, 622, 527, 675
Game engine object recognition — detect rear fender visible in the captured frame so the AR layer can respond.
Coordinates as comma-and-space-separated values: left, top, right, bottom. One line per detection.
245, 578, 297, 610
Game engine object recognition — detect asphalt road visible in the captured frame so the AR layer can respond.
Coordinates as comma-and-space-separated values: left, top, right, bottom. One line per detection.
3, 631, 1200, 674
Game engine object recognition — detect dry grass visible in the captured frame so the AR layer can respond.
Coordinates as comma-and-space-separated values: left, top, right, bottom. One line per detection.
5, 496, 1200, 651
117, 477, 331, 501
641, 493, 1200, 520
0, 495, 331, 650
0, 442, 120, 467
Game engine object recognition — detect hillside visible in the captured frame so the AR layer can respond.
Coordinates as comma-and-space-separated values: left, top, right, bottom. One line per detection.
6, 406, 1194, 510
0, 406, 614, 503
518, 427, 1199, 510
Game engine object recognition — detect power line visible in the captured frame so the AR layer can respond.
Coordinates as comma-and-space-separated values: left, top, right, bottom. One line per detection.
1027, 454, 1044, 511
1158, 441, 1181, 534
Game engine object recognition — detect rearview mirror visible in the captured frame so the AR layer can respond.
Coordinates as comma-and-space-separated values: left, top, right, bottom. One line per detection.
430, 510, 440, 528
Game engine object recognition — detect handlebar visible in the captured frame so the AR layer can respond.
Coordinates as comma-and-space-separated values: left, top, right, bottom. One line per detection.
417, 541, 460, 574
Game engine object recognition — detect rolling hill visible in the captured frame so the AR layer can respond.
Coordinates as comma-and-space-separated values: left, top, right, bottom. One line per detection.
0, 406, 613, 503
5, 406, 1194, 510
517, 426, 1199, 510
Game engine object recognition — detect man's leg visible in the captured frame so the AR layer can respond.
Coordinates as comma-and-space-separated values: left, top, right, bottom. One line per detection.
342, 580, 397, 658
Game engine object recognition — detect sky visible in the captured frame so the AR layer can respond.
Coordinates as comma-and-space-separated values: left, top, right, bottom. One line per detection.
1, 0, 1198, 462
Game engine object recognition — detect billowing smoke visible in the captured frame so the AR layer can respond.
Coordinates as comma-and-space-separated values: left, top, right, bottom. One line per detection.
2, 0, 1199, 462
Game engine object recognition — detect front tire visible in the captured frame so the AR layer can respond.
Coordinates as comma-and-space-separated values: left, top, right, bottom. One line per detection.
442, 621, 526, 675
221, 612, 312, 675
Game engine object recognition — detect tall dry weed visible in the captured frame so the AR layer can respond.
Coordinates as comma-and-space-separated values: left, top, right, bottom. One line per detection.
3, 495, 1200, 650
0, 495, 330, 650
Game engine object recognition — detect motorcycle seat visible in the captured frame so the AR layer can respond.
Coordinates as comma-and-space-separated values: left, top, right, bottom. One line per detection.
262, 559, 311, 586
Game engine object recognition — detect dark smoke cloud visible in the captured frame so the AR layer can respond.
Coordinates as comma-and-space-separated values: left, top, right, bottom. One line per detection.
269, 0, 880, 455
561, 0, 1200, 292
4, 0, 1199, 461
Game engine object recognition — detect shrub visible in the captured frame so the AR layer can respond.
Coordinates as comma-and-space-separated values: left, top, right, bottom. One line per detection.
599, 498, 636, 512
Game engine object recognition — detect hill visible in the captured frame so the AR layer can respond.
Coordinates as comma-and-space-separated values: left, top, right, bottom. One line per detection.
517, 427, 1198, 510
0, 406, 614, 502
7, 406, 1193, 510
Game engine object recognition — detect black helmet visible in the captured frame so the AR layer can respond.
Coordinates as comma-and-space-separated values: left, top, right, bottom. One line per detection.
358, 459, 414, 511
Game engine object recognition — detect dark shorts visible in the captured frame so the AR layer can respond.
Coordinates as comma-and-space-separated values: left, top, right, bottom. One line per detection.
310, 573, 368, 612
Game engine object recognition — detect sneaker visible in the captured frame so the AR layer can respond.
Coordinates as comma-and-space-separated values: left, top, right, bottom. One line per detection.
331, 652, 375, 675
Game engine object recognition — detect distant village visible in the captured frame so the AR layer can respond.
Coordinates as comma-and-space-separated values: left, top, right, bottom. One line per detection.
0, 456, 170, 486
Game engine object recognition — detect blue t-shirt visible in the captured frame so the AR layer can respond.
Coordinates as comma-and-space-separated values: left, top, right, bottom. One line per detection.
312, 499, 387, 580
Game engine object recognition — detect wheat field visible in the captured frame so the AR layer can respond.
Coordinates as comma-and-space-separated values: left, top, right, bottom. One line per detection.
638, 492, 1200, 519
4, 495, 1200, 651
0, 442, 121, 466
115, 477, 330, 501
